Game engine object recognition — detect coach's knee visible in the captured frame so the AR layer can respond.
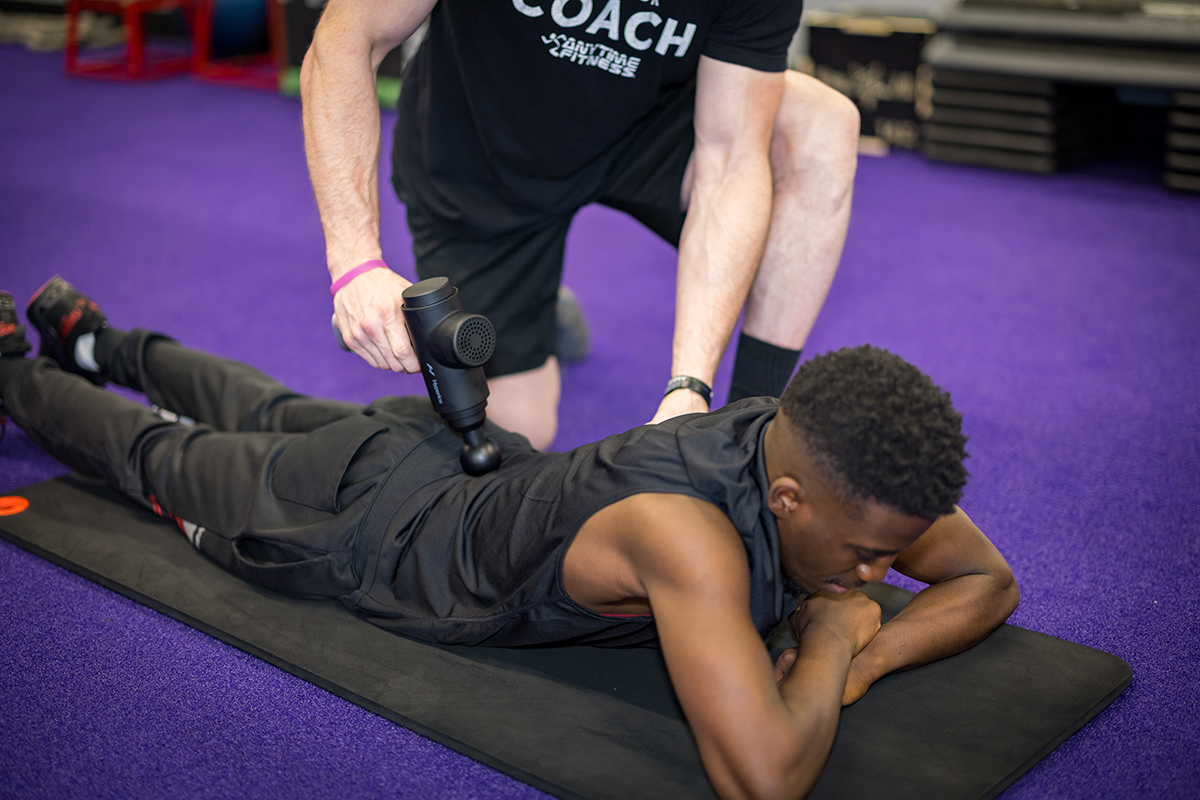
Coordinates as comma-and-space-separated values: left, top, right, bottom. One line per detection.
770, 73, 861, 205
485, 357, 561, 451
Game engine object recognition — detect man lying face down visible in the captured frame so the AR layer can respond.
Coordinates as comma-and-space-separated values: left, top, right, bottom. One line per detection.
0, 279, 1019, 800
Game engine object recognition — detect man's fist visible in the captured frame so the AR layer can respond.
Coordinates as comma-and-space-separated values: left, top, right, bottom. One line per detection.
790, 590, 881, 658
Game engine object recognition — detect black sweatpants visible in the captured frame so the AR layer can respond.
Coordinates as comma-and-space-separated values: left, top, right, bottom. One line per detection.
2, 331, 462, 598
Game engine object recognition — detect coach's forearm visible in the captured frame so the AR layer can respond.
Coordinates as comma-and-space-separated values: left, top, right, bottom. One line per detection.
301, 33, 384, 279
301, 1, 429, 280
671, 154, 773, 386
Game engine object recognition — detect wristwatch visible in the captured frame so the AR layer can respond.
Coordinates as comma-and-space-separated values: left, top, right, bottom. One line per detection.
664, 375, 712, 407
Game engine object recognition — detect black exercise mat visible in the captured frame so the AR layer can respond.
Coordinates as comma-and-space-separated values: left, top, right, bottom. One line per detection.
0, 475, 1131, 800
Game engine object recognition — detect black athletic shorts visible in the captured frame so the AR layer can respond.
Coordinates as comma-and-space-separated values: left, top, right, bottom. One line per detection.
403, 82, 696, 378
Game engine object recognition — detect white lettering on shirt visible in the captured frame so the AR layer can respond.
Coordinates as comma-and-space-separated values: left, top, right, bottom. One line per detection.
623, 11, 661, 51
542, 34, 642, 77
654, 18, 695, 57
513, 0, 544, 18
551, 0, 592, 27
585, 0, 621, 40
519, 2, 696, 74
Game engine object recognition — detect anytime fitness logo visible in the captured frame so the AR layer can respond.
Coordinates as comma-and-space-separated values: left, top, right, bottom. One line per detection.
542, 34, 642, 77
514, 0, 696, 79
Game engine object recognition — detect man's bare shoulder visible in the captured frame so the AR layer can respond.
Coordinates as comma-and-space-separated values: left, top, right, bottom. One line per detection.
563, 493, 751, 616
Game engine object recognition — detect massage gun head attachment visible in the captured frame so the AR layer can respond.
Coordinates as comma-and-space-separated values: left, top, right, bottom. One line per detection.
401, 278, 501, 476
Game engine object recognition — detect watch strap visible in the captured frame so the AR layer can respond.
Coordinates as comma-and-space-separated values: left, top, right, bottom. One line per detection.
664, 375, 712, 407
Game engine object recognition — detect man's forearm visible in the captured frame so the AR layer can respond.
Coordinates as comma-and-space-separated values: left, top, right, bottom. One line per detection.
773, 626, 857, 798
849, 571, 1019, 696
842, 509, 1020, 703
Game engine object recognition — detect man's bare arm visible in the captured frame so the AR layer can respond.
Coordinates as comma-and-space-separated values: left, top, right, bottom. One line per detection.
629, 497, 878, 800
650, 57, 783, 423
300, 0, 433, 373
842, 507, 1020, 704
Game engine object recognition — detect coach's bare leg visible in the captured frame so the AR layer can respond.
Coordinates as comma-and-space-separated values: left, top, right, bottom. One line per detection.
742, 72, 861, 350
486, 356, 561, 450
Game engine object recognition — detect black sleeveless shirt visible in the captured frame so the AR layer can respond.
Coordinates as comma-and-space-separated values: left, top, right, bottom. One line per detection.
346, 398, 788, 647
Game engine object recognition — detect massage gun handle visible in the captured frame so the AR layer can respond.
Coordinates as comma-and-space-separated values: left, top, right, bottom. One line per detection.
332, 315, 351, 352
331, 312, 494, 370
331, 291, 501, 476
332, 314, 485, 428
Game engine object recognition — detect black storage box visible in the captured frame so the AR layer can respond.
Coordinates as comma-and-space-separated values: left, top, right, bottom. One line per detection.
805, 10, 937, 149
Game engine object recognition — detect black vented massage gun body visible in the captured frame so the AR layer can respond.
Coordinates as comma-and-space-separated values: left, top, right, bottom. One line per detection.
333, 277, 502, 476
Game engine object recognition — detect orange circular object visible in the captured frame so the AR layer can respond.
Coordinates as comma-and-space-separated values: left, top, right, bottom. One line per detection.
0, 496, 30, 516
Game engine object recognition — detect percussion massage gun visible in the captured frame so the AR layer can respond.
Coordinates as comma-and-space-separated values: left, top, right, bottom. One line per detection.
334, 277, 502, 476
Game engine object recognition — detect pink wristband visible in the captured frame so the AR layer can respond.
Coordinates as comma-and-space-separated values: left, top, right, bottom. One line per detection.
330, 259, 389, 297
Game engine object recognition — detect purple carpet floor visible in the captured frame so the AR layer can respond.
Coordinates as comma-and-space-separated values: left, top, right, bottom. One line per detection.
1, 45, 1198, 799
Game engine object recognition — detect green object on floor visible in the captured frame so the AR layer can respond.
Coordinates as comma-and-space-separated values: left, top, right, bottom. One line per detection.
278, 66, 400, 109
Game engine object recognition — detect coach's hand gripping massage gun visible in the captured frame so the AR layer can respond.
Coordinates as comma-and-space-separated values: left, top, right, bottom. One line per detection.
333, 277, 502, 476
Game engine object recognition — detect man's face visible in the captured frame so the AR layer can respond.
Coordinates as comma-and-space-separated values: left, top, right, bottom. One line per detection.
778, 490, 932, 595
763, 414, 936, 595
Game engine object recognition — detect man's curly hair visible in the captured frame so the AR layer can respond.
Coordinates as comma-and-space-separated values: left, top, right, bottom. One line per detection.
779, 345, 968, 519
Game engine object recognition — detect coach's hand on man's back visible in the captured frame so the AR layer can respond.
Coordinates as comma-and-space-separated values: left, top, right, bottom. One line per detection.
332, 268, 419, 373
649, 384, 711, 426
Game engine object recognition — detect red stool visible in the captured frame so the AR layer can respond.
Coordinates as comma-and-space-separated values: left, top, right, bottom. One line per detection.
190, 0, 282, 91
65, 0, 195, 80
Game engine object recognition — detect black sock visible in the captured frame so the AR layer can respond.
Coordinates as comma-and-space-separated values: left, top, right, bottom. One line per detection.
727, 333, 801, 403
93, 326, 128, 373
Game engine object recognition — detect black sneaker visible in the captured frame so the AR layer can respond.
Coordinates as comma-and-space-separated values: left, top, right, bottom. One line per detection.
0, 292, 32, 358
0, 291, 31, 429
26, 276, 109, 385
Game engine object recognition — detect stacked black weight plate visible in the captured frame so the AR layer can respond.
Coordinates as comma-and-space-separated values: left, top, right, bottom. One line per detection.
921, 0, 1200, 179
1166, 91, 1200, 192
920, 68, 1111, 172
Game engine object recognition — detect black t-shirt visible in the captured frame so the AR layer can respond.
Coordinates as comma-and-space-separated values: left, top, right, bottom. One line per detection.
392, 0, 803, 237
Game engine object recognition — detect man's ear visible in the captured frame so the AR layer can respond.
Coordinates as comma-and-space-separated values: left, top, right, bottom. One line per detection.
767, 476, 807, 519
